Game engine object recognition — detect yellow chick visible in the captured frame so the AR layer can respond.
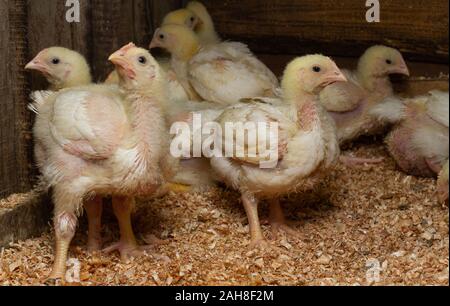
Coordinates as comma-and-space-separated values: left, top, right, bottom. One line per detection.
150, 24, 279, 106
25, 47, 92, 91
162, 1, 220, 46
210, 55, 346, 247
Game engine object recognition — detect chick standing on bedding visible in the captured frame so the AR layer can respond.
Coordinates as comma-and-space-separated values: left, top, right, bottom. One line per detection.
372, 91, 449, 203
210, 55, 346, 247
26, 47, 106, 253
31, 43, 177, 282
320, 46, 410, 166
150, 24, 279, 106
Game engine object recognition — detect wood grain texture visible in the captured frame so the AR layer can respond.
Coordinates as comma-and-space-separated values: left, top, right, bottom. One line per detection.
148, 0, 184, 30
90, 0, 152, 81
26, 0, 91, 90
0, 0, 32, 198
201, 0, 449, 63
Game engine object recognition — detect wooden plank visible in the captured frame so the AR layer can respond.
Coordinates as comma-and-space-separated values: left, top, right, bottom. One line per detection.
148, 0, 184, 31
26, 0, 91, 90
202, 0, 449, 63
90, 0, 153, 81
0, 0, 32, 198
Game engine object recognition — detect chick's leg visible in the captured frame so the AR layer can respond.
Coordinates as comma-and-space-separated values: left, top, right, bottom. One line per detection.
268, 199, 301, 239
437, 162, 449, 204
48, 210, 78, 284
84, 196, 103, 252
242, 193, 265, 247
104, 196, 154, 261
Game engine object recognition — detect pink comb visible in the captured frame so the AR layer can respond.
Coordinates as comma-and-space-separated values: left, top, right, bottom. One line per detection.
118, 42, 136, 55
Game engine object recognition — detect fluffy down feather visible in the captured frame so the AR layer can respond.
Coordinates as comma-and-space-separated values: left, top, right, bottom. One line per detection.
188, 42, 279, 105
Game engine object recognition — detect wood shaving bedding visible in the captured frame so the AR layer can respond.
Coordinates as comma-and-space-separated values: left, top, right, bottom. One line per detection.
0, 142, 448, 286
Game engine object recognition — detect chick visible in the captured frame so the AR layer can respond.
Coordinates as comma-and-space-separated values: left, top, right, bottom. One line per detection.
31, 43, 177, 283
25, 47, 91, 91
210, 55, 346, 247
373, 91, 449, 189
26, 47, 106, 252
320, 46, 410, 166
150, 24, 279, 106
162, 1, 220, 46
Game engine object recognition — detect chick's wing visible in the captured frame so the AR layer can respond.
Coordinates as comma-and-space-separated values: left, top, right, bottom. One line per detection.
49, 88, 127, 160
216, 103, 296, 165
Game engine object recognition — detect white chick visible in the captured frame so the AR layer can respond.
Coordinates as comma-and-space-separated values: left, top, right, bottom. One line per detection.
31, 43, 177, 283
210, 55, 346, 247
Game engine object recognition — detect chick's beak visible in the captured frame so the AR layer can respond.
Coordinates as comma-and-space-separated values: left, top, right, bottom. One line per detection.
25, 57, 48, 73
149, 37, 162, 50
108, 52, 136, 80
193, 18, 204, 30
391, 60, 410, 76
321, 69, 347, 87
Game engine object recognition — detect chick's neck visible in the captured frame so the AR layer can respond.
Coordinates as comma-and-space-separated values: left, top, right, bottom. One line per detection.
285, 87, 320, 131
124, 87, 166, 148
357, 69, 393, 96
49, 70, 92, 91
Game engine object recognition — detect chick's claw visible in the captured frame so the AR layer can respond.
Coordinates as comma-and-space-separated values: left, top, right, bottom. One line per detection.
103, 242, 155, 262
270, 222, 302, 240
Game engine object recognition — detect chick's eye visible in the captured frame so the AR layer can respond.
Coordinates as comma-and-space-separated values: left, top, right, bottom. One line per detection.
312, 66, 321, 73
51, 58, 60, 65
138, 56, 147, 64
386, 59, 392, 65
159, 34, 165, 40
190, 17, 195, 22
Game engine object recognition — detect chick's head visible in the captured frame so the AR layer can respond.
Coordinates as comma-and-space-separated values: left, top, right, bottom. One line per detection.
186, 1, 219, 44
109, 43, 162, 91
25, 47, 91, 89
162, 8, 202, 30
358, 45, 410, 79
282, 55, 347, 97
150, 25, 200, 61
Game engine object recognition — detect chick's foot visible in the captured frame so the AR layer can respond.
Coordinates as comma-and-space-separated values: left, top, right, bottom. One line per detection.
103, 241, 155, 262
268, 199, 301, 240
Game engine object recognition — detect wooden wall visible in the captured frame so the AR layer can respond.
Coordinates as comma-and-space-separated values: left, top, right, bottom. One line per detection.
0, 0, 448, 199
0, 0, 32, 198
0, 0, 183, 198
204, 0, 449, 63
